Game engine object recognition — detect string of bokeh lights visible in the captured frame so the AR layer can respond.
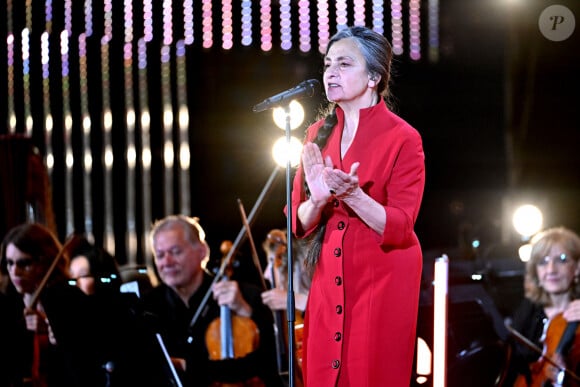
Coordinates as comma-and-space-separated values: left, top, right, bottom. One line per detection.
4, 0, 439, 261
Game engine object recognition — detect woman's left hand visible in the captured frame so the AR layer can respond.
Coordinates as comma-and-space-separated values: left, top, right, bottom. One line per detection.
563, 300, 580, 322
324, 162, 360, 199
212, 280, 253, 317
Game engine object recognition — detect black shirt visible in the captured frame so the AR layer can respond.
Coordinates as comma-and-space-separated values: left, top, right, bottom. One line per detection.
140, 274, 283, 387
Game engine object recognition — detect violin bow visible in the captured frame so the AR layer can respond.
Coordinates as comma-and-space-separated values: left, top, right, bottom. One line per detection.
237, 198, 268, 291
505, 321, 580, 382
27, 234, 79, 309
189, 166, 281, 330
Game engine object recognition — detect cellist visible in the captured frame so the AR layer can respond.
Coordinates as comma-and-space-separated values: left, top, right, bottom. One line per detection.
140, 215, 283, 387
505, 227, 580, 386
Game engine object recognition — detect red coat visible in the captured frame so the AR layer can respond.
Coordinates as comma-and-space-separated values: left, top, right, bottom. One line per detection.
290, 102, 425, 386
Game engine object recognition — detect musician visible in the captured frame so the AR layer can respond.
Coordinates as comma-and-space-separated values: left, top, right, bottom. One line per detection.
260, 229, 311, 387
0, 222, 100, 386
67, 234, 121, 296
140, 215, 283, 386
505, 227, 580, 386
65, 234, 172, 386
261, 229, 311, 315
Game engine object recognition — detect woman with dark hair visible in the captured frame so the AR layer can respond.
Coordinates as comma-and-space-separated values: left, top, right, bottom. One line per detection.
289, 26, 425, 386
505, 227, 580, 386
0, 222, 99, 386
66, 234, 174, 386
67, 235, 121, 295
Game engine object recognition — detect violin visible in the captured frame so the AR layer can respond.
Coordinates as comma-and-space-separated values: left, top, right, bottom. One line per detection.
204, 240, 264, 387
516, 313, 580, 386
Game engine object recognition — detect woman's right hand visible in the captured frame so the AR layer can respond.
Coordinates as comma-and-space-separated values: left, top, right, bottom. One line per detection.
261, 288, 288, 311
24, 307, 48, 334
302, 142, 334, 206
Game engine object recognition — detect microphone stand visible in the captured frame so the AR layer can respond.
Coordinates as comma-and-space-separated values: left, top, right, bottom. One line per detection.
282, 104, 297, 387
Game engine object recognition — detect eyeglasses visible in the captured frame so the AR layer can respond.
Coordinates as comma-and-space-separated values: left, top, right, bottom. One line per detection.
5, 257, 36, 271
536, 253, 571, 267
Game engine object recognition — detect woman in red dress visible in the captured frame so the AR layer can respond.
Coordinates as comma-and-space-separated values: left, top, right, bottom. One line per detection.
290, 26, 425, 386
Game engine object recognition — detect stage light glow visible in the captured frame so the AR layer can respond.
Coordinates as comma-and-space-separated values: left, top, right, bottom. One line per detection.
415, 337, 432, 384
317, 0, 330, 53
202, 0, 213, 48
272, 136, 303, 168
180, 144, 191, 169
391, 0, 404, 56
164, 141, 174, 168
353, 1, 365, 26
372, 1, 385, 34
260, 0, 273, 51
512, 204, 543, 239
518, 243, 533, 262
272, 100, 305, 130
433, 255, 448, 387
336, 0, 348, 30
298, 0, 310, 52
222, 0, 233, 50
409, 0, 421, 61
428, 0, 440, 62
241, 1, 252, 46
127, 145, 136, 168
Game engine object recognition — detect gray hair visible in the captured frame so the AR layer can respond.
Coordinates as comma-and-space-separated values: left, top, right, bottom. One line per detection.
150, 215, 209, 259
326, 26, 393, 99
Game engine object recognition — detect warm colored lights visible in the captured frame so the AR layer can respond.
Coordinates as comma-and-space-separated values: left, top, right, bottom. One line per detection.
415, 337, 432, 384
143, 0, 153, 42
142, 148, 152, 169
372, 0, 385, 34
409, 0, 421, 61
512, 204, 543, 239
391, 0, 404, 56
127, 145, 137, 168
428, 0, 440, 63
222, 0, 234, 50
518, 243, 533, 263
298, 1, 311, 52
353, 0, 366, 26
183, 0, 194, 45
317, 0, 330, 54
163, 0, 173, 46
104, 146, 114, 168
260, 0, 273, 52
433, 255, 448, 387
272, 100, 305, 130
1, 1, 436, 264
280, 0, 292, 50
272, 136, 303, 168
241, 1, 253, 46
164, 141, 175, 168
179, 144, 191, 170
336, 0, 348, 31
84, 0, 93, 36
202, 0, 213, 49
103, 109, 113, 131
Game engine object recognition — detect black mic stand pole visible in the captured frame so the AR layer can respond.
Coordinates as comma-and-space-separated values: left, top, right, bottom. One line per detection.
283, 104, 297, 387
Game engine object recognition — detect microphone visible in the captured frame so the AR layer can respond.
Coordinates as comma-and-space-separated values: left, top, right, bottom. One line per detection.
252, 79, 320, 112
